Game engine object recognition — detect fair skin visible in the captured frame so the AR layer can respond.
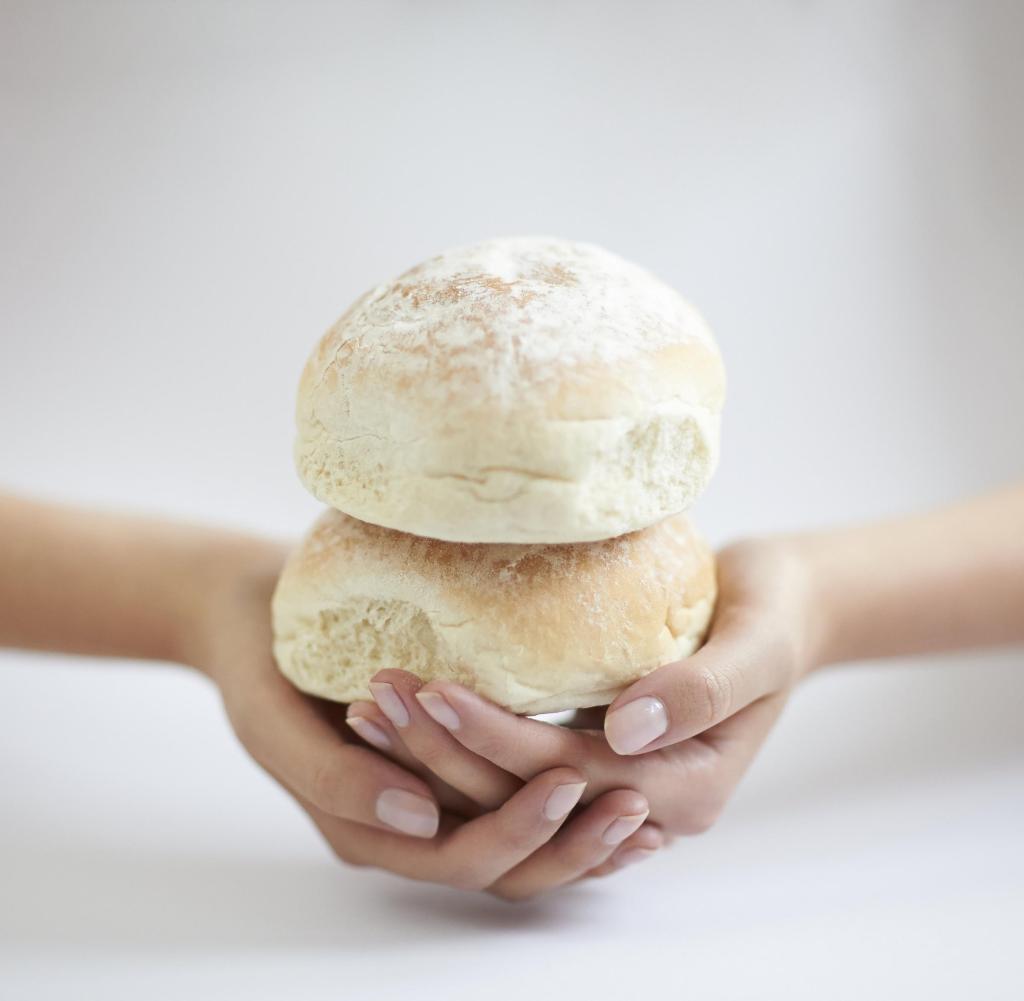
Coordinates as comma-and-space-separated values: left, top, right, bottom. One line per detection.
0, 495, 659, 899
2, 486, 1022, 896
356, 484, 1024, 852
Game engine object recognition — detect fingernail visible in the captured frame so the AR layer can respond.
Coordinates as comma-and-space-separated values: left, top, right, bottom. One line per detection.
605, 696, 668, 754
543, 781, 587, 821
369, 682, 410, 728
601, 811, 650, 846
346, 716, 392, 751
614, 848, 656, 868
415, 691, 461, 730
376, 789, 439, 838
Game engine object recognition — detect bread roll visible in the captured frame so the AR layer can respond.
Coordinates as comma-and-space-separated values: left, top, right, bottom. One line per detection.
272, 508, 716, 715
295, 236, 725, 544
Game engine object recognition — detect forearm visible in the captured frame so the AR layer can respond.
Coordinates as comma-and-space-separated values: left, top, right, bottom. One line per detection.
0, 494, 279, 668
795, 484, 1024, 668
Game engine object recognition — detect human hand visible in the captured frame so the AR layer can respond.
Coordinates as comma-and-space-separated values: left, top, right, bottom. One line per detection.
192, 541, 658, 898
601, 536, 814, 755
352, 539, 812, 838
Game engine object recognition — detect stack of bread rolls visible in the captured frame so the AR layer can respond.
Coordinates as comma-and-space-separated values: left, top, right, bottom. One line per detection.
272, 237, 725, 715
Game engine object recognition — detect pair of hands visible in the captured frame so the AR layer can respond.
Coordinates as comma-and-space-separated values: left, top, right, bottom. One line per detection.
202, 537, 816, 900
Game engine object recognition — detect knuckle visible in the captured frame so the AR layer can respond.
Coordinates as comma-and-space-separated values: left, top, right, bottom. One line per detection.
494, 821, 543, 857
549, 833, 599, 871
468, 730, 512, 765
667, 797, 723, 836
224, 696, 262, 755
696, 668, 734, 727
489, 884, 530, 903
308, 759, 345, 813
681, 811, 718, 836
326, 839, 363, 869
444, 864, 491, 893
404, 735, 448, 770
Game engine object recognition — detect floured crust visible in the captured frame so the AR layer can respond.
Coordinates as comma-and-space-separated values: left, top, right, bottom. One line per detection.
272, 508, 717, 715
295, 236, 725, 543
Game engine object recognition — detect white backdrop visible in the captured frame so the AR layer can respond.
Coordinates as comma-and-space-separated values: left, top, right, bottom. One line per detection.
1, 2, 1021, 998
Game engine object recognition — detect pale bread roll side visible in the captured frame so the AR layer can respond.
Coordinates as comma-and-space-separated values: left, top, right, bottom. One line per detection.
272, 508, 716, 715
295, 236, 725, 544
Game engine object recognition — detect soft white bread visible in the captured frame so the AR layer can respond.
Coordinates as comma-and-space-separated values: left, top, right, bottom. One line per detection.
295, 236, 725, 544
272, 508, 716, 715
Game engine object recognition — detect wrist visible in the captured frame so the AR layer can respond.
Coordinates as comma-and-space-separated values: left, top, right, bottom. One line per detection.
175, 532, 287, 676
782, 529, 849, 671
713, 534, 822, 682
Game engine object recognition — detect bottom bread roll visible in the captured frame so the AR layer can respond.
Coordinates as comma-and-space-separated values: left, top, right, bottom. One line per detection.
271, 510, 716, 715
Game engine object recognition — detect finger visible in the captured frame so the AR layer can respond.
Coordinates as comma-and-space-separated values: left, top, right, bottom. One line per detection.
307, 769, 589, 884
488, 789, 650, 901
308, 766, 587, 891
370, 669, 522, 811
346, 700, 483, 818
228, 670, 439, 838
413, 680, 591, 780
346, 699, 428, 776
440, 766, 588, 890
634, 693, 789, 837
700, 690, 789, 784
603, 618, 787, 754
585, 823, 665, 878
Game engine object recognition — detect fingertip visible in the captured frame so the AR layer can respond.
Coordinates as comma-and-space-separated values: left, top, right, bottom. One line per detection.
370, 668, 424, 689
600, 823, 663, 871
414, 689, 462, 730
541, 770, 588, 821
375, 787, 440, 839
369, 680, 411, 728
613, 845, 658, 868
624, 823, 664, 853
422, 680, 488, 709
540, 764, 587, 787
602, 788, 650, 820
604, 695, 669, 755
345, 714, 393, 752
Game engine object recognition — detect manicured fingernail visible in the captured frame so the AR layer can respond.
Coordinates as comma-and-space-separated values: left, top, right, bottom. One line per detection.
543, 781, 587, 821
376, 789, 439, 838
369, 682, 410, 727
346, 715, 392, 751
605, 696, 668, 754
614, 848, 656, 867
601, 811, 649, 845
415, 691, 461, 730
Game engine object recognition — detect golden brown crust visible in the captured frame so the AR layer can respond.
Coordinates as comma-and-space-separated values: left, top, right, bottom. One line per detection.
272, 509, 716, 714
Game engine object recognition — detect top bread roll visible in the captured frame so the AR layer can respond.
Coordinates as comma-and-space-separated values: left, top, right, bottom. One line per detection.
296, 236, 725, 544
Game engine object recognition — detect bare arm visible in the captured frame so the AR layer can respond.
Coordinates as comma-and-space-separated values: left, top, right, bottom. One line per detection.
0, 493, 658, 897
0, 494, 272, 667
376, 484, 1024, 845
798, 483, 1024, 667
599, 483, 1024, 756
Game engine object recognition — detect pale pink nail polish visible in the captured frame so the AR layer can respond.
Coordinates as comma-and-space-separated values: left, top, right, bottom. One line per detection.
605, 697, 668, 754
369, 681, 410, 728
376, 789, 439, 838
601, 812, 649, 846
543, 781, 587, 821
615, 848, 656, 867
346, 716, 392, 751
415, 691, 461, 730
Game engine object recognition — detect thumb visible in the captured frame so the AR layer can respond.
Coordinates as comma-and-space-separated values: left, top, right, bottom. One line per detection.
603, 617, 784, 754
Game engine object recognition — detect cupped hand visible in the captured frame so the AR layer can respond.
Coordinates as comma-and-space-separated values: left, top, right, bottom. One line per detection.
601, 537, 815, 756
192, 541, 659, 898
354, 538, 815, 838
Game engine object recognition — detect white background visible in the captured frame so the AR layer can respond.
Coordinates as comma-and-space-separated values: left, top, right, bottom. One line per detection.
1, 2, 1022, 998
